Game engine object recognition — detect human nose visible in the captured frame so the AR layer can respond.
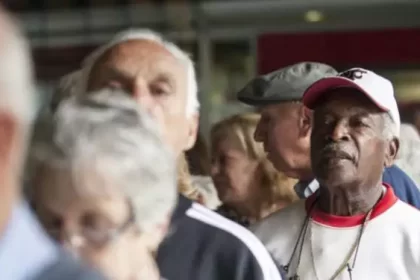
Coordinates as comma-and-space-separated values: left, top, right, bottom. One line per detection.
132, 77, 154, 111
328, 120, 350, 142
60, 230, 86, 252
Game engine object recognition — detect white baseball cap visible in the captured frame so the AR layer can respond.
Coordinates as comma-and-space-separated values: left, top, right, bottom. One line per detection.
302, 67, 400, 135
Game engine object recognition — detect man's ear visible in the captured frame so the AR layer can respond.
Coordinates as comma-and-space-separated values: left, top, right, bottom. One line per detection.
298, 105, 313, 137
0, 113, 17, 167
384, 137, 399, 167
184, 113, 199, 151
0, 113, 19, 187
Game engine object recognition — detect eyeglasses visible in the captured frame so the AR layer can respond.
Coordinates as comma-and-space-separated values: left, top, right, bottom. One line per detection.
45, 202, 136, 249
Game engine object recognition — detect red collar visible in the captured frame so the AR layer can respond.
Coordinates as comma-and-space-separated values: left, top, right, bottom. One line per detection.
305, 183, 398, 228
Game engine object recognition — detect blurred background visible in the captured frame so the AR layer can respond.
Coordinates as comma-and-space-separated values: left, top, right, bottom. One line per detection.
4, 0, 420, 138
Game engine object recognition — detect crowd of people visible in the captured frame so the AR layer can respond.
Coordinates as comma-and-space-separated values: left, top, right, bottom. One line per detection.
0, 5, 420, 280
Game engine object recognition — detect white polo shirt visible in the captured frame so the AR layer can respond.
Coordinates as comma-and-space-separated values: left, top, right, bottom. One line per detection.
252, 184, 420, 279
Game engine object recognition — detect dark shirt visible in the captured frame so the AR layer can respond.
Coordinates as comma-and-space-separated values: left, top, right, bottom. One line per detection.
382, 165, 420, 208
157, 194, 282, 280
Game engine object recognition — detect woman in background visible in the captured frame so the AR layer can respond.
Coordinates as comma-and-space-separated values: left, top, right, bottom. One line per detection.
211, 113, 298, 227
28, 90, 176, 280
185, 134, 221, 209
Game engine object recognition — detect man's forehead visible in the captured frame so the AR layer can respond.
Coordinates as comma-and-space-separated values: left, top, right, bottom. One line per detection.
260, 102, 300, 117
317, 88, 382, 114
97, 39, 178, 65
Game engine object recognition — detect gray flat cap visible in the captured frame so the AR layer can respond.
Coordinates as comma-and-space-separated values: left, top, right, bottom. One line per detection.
237, 62, 337, 105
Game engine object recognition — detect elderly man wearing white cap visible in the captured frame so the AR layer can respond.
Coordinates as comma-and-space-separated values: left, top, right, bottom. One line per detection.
252, 68, 420, 279
55, 29, 282, 280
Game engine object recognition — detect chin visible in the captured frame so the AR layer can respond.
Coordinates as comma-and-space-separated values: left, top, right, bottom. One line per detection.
316, 170, 356, 191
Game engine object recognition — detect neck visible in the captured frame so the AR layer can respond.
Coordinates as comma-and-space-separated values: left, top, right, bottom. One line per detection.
317, 183, 383, 216
296, 168, 314, 182
133, 252, 160, 280
232, 198, 262, 221
233, 172, 271, 221
292, 152, 313, 181
294, 139, 313, 181
233, 195, 283, 223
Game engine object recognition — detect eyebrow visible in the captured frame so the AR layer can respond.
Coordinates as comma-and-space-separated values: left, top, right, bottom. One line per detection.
153, 73, 176, 86
98, 66, 133, 86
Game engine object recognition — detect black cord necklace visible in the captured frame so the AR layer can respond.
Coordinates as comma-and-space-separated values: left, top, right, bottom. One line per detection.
310, 206, 373, 280
280, 191, 382, 280
279, 198, 318, 279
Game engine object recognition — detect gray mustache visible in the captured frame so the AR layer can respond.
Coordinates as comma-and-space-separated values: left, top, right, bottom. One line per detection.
320, 145, 354, 161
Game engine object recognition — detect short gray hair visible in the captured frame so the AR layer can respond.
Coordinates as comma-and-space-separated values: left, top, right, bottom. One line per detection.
78, 29, 199, 117
28, 88, 177, 233
383, 112, 399, 140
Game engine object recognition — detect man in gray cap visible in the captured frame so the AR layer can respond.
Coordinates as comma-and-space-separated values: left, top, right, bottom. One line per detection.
237, 62, 420, 207
238, 62, 335, 197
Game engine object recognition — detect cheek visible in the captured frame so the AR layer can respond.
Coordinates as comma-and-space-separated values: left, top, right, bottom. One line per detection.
270, 125, 289, 152
359, 140, 386, 167
84, 238, 136, 279
231, 163, 258, 189
161, 92, 187, 116
226, 166, 242, 186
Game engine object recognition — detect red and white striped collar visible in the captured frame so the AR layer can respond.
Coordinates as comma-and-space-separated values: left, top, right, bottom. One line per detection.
305, 183, 398, 227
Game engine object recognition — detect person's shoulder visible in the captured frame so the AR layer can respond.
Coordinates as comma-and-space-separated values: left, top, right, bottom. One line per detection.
393, 199, 420, 217
186, 201, 274, 256
384, 165, 416, 185
32, 251, 105, 280
169, 201, 282, 280
383, 165, 420, 207
251, 199, 305, 240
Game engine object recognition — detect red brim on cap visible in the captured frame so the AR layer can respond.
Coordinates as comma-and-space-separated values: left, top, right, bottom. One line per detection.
302, 76, 387, 111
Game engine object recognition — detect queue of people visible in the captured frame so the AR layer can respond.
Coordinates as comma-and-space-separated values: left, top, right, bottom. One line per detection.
0, 4, 419, 280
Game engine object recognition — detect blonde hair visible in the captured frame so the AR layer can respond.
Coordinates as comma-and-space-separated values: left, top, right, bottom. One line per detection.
211, 113, 298, 214
177, 154, 202, 202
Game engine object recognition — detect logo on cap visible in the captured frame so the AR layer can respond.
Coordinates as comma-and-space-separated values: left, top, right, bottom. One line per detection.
339, 69, 367, 80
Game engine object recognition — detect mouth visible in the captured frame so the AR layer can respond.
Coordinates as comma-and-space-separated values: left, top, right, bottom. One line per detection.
320, 149, 353, 163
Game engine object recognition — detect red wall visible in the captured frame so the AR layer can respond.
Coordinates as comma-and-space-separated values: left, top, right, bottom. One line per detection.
257, 28, 420, 74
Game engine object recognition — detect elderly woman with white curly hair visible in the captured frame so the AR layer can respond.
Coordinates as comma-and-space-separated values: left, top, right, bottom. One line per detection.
27, 88, 176, 280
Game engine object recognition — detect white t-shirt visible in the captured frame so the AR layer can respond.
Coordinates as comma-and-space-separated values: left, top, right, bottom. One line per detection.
252, 184, 420, 279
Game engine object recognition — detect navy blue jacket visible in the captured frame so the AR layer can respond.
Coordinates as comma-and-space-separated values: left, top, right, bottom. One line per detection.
383, 165, 420, 208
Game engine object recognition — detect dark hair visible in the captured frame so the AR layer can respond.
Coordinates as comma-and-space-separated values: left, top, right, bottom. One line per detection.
185, 133, 211, 176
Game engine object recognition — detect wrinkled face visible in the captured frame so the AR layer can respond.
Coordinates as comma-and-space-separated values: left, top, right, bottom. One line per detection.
87, 40, 198, 155
254, 102, 307, 178
311, 88, 397, 190
210, 139, 261, 211
32, 166, 148, 280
